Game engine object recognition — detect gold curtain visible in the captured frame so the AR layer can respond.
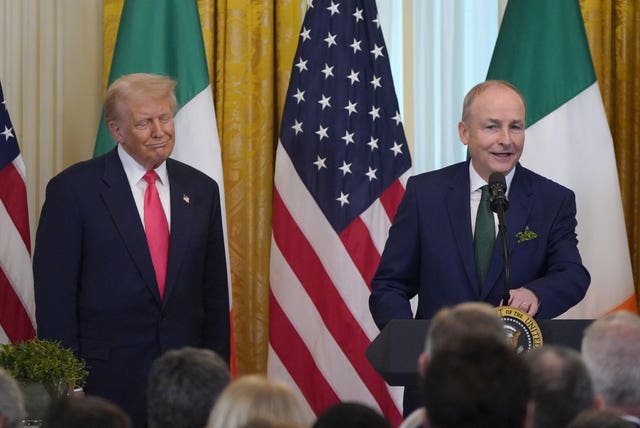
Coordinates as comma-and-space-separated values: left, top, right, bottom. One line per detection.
102, 0, 303, 375
581, 0, 640, 302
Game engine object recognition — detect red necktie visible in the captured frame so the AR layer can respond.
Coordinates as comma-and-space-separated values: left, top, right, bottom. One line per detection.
143, 170, 169, 299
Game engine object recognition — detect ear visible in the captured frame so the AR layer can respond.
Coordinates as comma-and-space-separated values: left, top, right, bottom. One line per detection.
418, 353, 429, 377
593, 394, 605, 410
522, 400, 535, 428
458, 121, 469, 146
107, 120, 123, 144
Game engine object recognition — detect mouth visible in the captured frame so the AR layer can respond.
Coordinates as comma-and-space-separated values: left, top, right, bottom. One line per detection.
491, 152, 513, 159
146, 141, 168, 149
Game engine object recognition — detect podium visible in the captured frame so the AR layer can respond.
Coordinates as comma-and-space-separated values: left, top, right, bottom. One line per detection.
366, 318, 592, 386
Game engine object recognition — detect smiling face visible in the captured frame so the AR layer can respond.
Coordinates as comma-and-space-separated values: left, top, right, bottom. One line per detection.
458, 83, 526, 182
108, 96, 175, 171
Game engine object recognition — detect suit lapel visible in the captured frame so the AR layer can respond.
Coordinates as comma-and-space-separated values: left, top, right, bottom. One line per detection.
482, 165, 534, 299
100, 149, 162, 303
446, 163, 479, 293
162, 160, 193, 306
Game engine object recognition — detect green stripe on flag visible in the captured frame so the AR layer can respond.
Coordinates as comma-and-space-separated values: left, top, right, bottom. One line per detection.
94, 0, 209, 156
487, 0, 596, 127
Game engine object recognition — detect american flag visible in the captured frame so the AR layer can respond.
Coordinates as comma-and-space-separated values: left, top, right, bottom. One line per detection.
0, 81, 36, 344
268, 0, 411, 424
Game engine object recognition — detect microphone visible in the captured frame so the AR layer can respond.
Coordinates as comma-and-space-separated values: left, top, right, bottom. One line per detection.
488, 172, 511, 307
489, 172, 509, 213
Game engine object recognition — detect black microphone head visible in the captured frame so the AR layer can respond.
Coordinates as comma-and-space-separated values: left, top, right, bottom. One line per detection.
488, 172, 506, 190
488, 172, 509, 213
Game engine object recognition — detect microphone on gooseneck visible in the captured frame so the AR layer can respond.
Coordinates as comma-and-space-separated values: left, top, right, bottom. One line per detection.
488, 172, 511, 306
489, 172, 509, 213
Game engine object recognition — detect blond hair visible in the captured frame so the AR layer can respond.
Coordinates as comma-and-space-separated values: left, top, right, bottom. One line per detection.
104, 73, 177, 123
206, 375, 313, 428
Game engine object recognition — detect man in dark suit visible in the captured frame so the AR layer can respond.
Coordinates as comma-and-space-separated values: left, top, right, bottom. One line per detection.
33, 73, 230, 428
370, 80, 590, 416
370, 80, 590, 327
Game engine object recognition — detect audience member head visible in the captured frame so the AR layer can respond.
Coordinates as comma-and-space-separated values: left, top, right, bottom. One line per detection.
147, 346, 230, 428
240, 415, 306, 428
567, 409, 635, 428
421, 302, 506, 374
422, 333, 533, 428
525, 345, 599, 428
581, 311, 640, 417
42, 395, 131, 428
206, 375, 313, 428
313, 402, 391, 428
0, 368, 25, 428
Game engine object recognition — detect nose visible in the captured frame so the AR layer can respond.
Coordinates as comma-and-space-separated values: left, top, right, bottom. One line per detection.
498, 126, 513, 145
150, 118, 164, 136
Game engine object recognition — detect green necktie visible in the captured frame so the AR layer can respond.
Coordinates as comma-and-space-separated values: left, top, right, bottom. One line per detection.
474, 185, 495, 286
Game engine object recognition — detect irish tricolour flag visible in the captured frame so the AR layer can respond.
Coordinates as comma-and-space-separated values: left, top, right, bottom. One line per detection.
94, 0, 235, 362
487, 0, 636, 317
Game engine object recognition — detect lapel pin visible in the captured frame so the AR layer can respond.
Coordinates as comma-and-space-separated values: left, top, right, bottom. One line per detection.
183, 194, 190, 204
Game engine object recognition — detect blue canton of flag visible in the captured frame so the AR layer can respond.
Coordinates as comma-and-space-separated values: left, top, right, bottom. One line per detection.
279, 0, 411, 233
0, 85, 20, 169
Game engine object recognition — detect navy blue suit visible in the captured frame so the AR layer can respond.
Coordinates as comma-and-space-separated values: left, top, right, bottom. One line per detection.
370, 160, 590, 328
33, 148, 230, 427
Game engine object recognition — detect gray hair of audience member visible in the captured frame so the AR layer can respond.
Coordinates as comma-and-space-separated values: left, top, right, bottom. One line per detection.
147, 347, 231, 428
581, 311, 640, 408
0, 368, 25, 428
567, 409, 635, 428
42, 396, 131, 428
312, 402, 391, 428
206, 375, 314, 428
525, 345, 596, 428
424, 302, 506, 356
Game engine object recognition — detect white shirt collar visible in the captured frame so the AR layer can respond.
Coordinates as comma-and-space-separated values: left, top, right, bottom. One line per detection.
117, 145, 169, 186
469, 161, 516, 195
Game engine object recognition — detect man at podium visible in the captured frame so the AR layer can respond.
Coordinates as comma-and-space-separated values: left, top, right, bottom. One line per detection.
370, 80, 590, 329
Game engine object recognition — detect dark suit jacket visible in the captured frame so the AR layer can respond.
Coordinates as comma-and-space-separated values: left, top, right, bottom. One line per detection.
370, 161, 590, 329
33, 148, 230, 427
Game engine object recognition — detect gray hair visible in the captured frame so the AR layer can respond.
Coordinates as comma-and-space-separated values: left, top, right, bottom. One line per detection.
425, 301, 506, 356
581, 311, 640, 408
0, 367, 25, 428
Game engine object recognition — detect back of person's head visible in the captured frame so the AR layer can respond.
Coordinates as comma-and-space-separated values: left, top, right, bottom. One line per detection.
0, 368, 25, 428
567, 409, 635, 428
147, 346, 230, 428
42, 396, 131, 428
240, 415, 305, 428
312, 402, 391, 428
581, 311, 640, 412
425, 302, 506, 356
422, 333, 532, 428
525, 345, 596, 428
206, 375, 313, 428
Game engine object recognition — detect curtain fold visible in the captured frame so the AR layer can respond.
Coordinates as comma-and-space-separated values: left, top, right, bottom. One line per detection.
581, 0, 640, 302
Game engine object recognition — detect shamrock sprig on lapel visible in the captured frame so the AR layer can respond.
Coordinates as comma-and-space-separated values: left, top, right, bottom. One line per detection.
516, 226, 538, 243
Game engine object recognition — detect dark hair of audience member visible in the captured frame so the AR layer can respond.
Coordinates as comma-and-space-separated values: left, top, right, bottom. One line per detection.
42, 396, 131, 428
422, 333, 532, 428
525, 345, 596, 428
312, 402, 391, 428
147, 347, 231, 428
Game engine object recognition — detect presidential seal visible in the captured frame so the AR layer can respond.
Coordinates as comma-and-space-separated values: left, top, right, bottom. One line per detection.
495, 306, 543, 353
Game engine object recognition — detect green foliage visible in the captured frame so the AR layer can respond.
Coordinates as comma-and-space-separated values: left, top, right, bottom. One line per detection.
0, 338, 88, 397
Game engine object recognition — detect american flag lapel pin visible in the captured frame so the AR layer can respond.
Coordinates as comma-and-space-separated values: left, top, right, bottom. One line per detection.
183, 194, 190, 204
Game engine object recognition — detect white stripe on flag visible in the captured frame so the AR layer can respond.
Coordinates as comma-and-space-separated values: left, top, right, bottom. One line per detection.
273, 144, 379, 340
266, 344, 316, 416
522, 83, 634, 317
0, 199, 36, 325
270, 241, 382, 407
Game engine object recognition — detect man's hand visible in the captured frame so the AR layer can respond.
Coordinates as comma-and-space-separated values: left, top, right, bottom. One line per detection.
508, 288, 539, 316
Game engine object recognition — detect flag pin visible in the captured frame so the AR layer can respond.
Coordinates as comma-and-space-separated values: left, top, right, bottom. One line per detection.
183, 194, 190, 204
